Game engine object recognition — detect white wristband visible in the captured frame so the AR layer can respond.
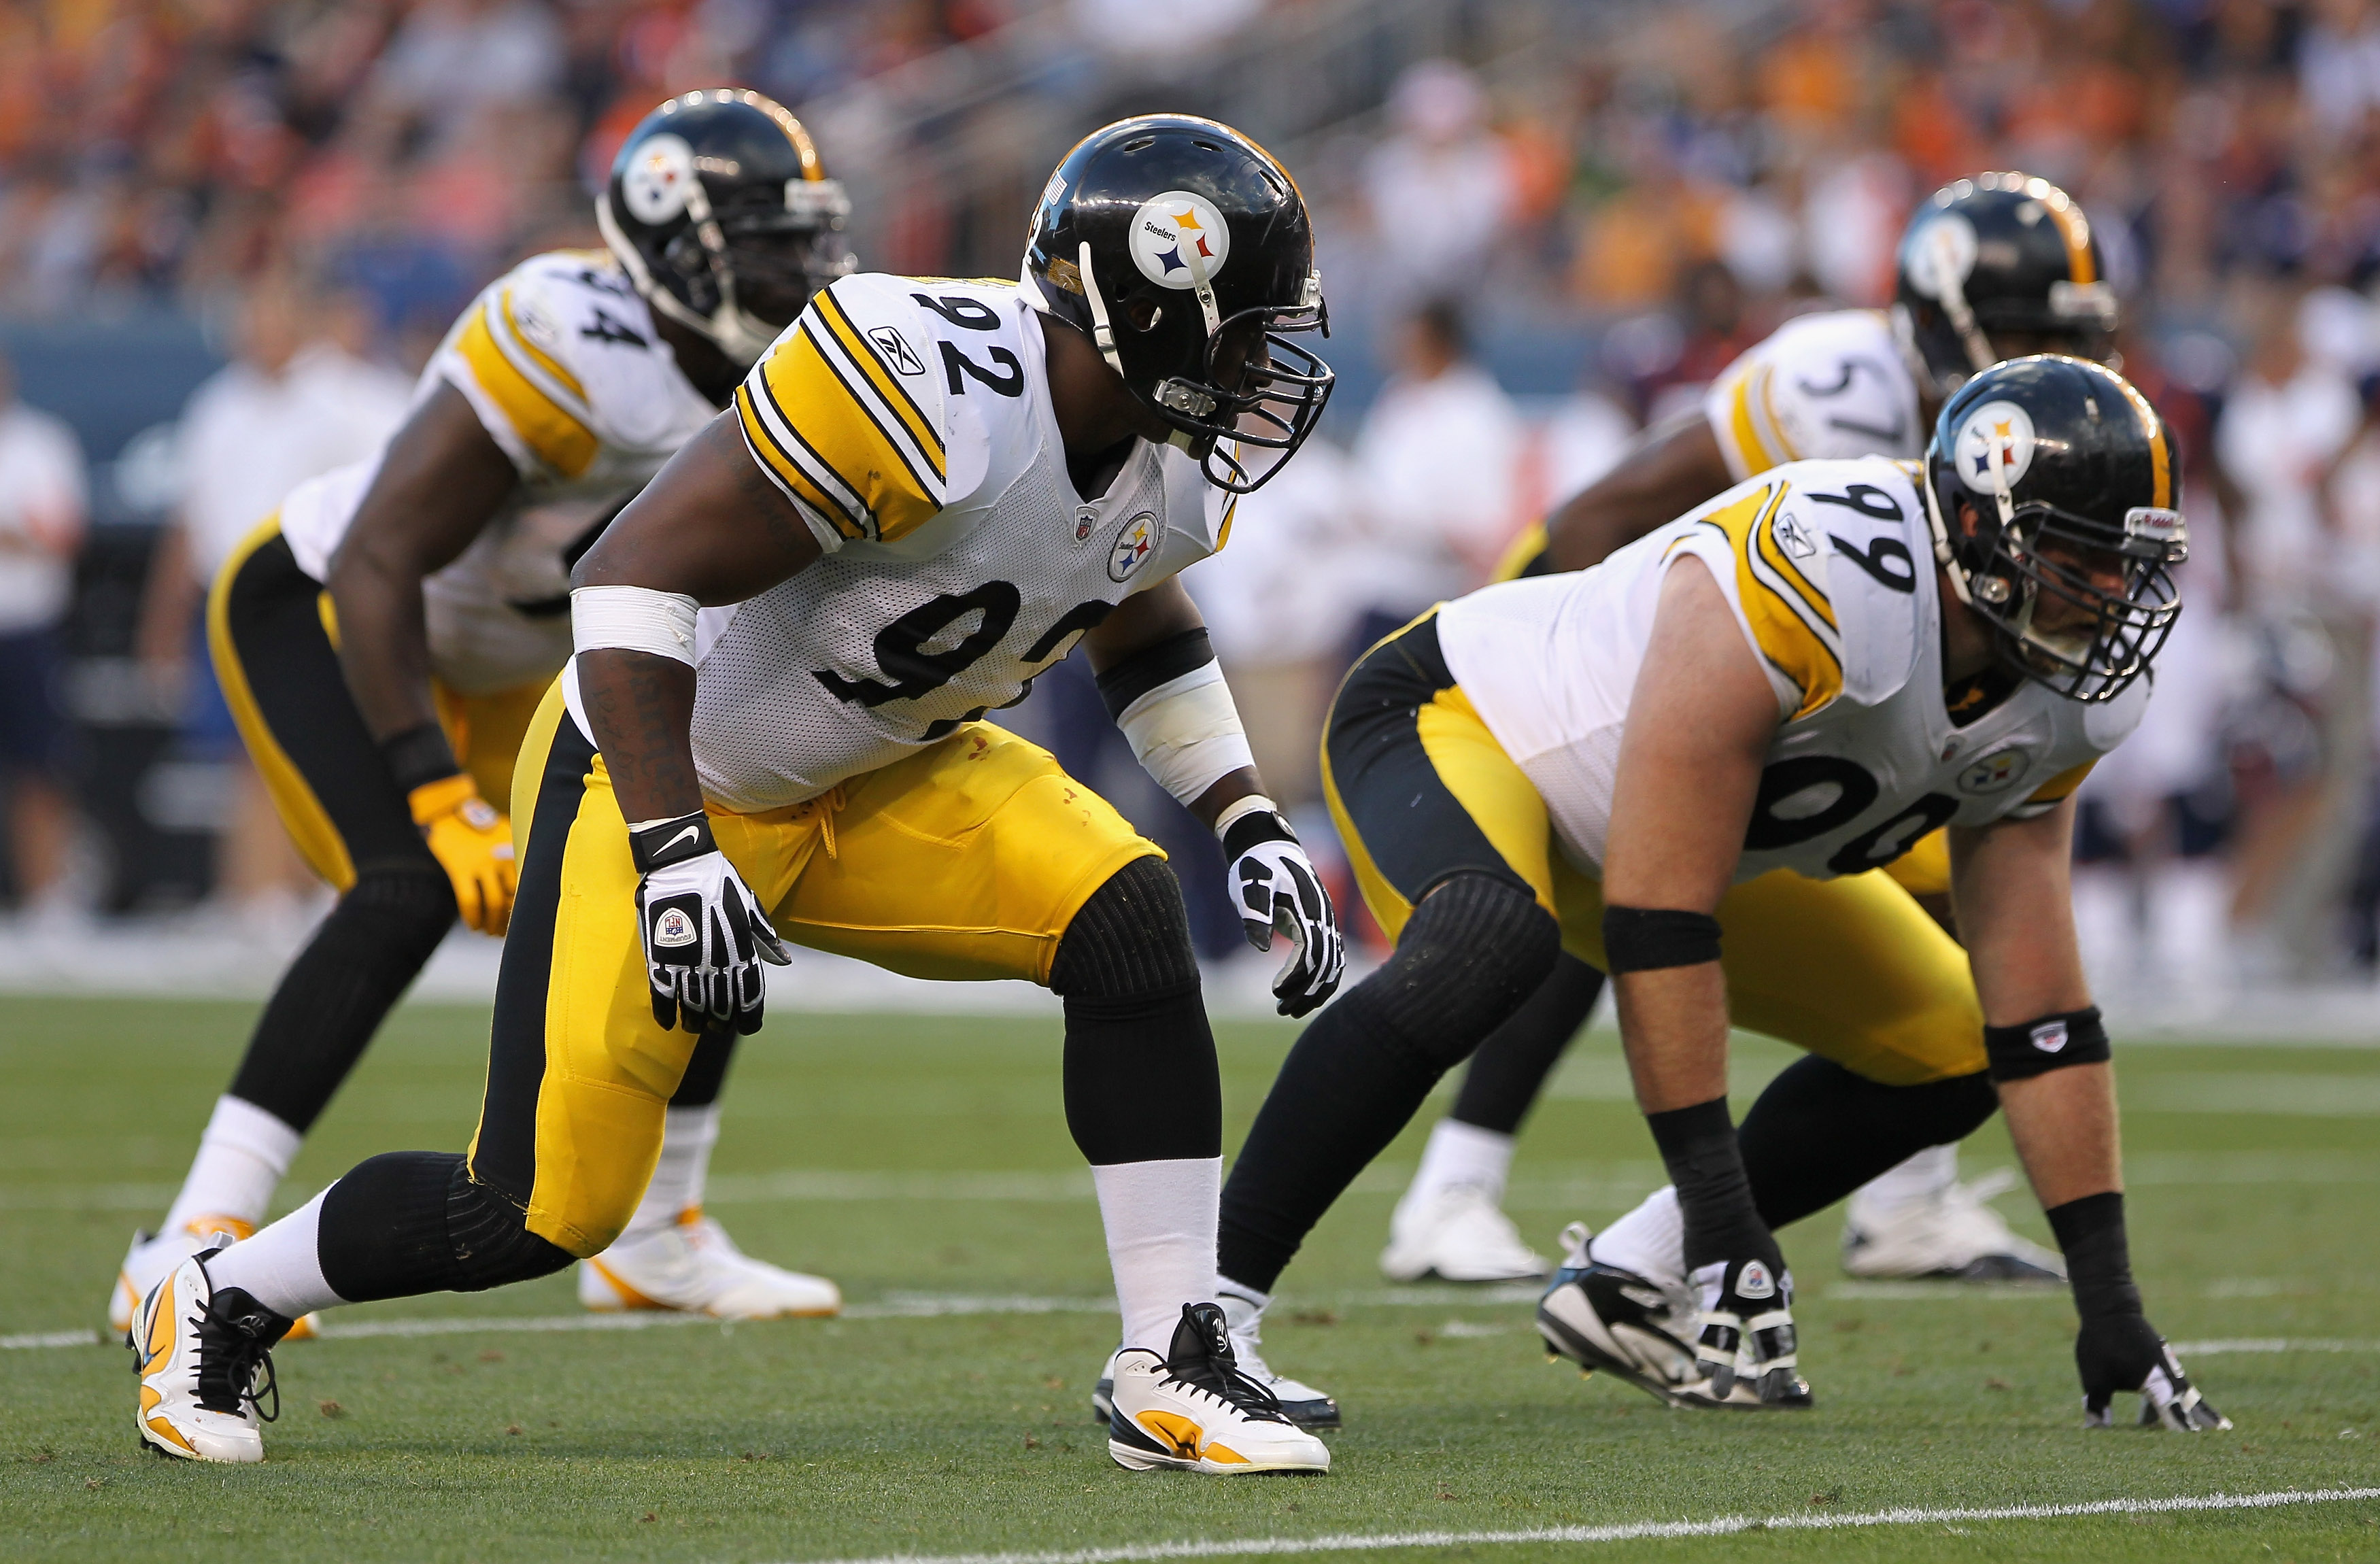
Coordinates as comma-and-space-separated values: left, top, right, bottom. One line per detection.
1212, 794, 1279, 839
1116, 660, 1256, 807
572, 585, 699, 666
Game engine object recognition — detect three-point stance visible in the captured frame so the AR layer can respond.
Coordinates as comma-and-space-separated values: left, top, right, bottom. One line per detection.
129, 115, 1346, 1474
1212, 356, 2226, 1431
112, 90, 853, 1337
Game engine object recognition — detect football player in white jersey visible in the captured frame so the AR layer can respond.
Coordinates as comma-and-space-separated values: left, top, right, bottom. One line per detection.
131, 115, 1348, 1473
110, 92, 855, 1344
1212, 354, 2226, 1431
1381, 174, 2123, 1291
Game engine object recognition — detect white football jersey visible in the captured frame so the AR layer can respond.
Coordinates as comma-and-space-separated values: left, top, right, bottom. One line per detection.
1703, 310, 1922, 483
563, 273, 1236, 813
279, 250, 717, 694
1438, 456, 2147, 883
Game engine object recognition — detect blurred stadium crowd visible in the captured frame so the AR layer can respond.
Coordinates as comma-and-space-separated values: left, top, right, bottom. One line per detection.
5, 0, 2380, 999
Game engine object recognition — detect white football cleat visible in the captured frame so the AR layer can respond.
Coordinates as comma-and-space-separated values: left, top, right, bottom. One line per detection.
579, 1208, 840, 1319
1841, 1170, 2064, 1282
112, 1219, 320, 1344
1106, 1303, 1331, 1474
130, 1244, 292, 1463
1380, 1183, 1547, 1284
1091, 1280, 1340, 1429
1535, 1223, 1810, 1412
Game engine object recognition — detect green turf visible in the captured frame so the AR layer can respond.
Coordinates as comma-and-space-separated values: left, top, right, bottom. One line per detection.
4, 995, 2375, 1562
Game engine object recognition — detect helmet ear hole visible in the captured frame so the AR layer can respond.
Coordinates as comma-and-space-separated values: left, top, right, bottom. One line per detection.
1127, 298, 1162, 332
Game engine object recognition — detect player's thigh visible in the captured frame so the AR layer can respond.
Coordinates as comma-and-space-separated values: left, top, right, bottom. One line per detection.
436, 676, 554, 810
1716, 869, 1986, 1085
473, 685, 804, 1255
209, 519, 431, 889
1322, 613, 1555, 944
1882, 828, 1952, 899
774, 723, 1158, 985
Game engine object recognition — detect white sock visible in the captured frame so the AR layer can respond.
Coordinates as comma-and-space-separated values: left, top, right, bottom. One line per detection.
1404, 1118, 1517, 1209
1848, 1144, 1959, 1225
1092, 1156, 1221, 1354
203, 1189, 345, 1319
619, 1104, 721, 1242
163, 1096, 303, 1234
1591, 1185, 1685, 1289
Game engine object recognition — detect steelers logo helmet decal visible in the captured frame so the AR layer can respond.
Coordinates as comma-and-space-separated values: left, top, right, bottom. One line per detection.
622, 133, 698, 224
1955, 399, 2037, 495
1903, 211, 1979, 301
1129, 190, 1231, 290
653, 907, 698, 948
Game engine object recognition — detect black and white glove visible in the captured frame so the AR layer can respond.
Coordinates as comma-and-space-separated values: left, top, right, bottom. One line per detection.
630, 810, 789, 1036
1686, 1253, 1808, 1406
1219, 800, 1344, 1019
2077, 1313, 2230, 1430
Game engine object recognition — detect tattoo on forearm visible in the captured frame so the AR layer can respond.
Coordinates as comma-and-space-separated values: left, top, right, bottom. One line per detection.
584, 650, 702, 817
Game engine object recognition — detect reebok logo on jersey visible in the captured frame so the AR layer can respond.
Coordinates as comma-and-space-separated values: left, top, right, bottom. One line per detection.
2031, 1019, 2070, 1053
1736, 1261, 1776, 1300
868, 326, 925, 376
652, 908, 698, 948
1775, 512, 1818, 559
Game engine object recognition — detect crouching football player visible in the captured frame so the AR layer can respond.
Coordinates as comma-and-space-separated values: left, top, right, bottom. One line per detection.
129, 115, 1345, 1472
1209, 354, 2226, 1430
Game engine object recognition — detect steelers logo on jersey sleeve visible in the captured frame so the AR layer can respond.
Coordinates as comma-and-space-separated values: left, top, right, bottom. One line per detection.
1109, 511, 1158, 581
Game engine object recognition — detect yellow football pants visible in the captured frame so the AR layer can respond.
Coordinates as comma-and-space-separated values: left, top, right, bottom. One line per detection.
1323, 612, 1985, 1086
208, 515, 548, 891
473, 683, 1160, 1256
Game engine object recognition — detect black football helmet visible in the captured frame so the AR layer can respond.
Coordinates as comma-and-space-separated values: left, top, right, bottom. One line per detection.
1922, 355, 2186, 703
597, 90, 853, 367
1892, 173, 2118, 400
1020, 114, 1331, 492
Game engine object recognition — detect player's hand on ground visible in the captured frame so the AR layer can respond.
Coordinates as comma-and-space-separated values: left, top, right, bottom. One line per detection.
630, 811, 789, 1035
2076, 1312, 2230, 1429
1220, 805, 1343, 1017
409, 775, 517, 935
1686, 1251, 1807, 1405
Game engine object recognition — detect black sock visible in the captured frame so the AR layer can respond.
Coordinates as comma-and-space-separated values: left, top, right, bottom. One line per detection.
1737, 1057, 1998, 1229
226, 867, 456, 1132
1450, 952, 1603, 1134
670, 1026, 740, 1108
1646, 1098, 1771, 1274
1217, 874, 1559, 1294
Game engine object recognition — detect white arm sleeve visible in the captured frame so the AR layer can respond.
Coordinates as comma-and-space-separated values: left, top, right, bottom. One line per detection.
572, 585, 700, 666
1115, 660, 1257, 807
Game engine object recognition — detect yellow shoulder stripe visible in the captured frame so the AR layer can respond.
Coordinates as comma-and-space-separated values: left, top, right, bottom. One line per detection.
1698, 483, 1841, 720
748, 322, 940, 543
453, 301, 596, 478
812, 288, 945, 481
499, 288, 587, 404
735, 384, 864, 541
2022, 760, 2095, 807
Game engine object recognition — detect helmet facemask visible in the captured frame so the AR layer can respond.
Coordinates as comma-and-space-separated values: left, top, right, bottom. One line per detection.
1924, 422, 2184, 702
1073, 241, 1333, 494
600, 175, 853, 367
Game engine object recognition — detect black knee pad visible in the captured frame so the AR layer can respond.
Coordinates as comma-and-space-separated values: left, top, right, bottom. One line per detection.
317, 1151, 573, 1303
1049, 854, 1201, 1000
1368, 872, 1561, 1072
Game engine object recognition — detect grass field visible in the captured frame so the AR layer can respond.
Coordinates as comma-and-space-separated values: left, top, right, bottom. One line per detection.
5, 993, 2377, 1563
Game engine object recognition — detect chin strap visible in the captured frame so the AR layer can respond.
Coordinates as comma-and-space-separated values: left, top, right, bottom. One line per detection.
1077, 241, 1126, 377
598, 193, 783, 368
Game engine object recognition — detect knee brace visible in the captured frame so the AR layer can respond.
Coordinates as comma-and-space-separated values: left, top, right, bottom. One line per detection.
1049, 854, 1202, 1000
1366, 872, 1561, 1072
317, 1152, 575, 1303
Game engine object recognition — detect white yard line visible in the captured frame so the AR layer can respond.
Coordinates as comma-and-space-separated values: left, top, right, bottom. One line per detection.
2169, 1338, 2380, 1355
786, 1487, 2380, 1564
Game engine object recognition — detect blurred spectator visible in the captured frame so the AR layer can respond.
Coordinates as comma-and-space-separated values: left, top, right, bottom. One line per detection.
2215, 286, 2364, 612
1344, 300, 1523, 649
1360, 62, 1519, 316
137, 282, 413, 924
0, 348, 89, 924
371, 0, 566, 149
